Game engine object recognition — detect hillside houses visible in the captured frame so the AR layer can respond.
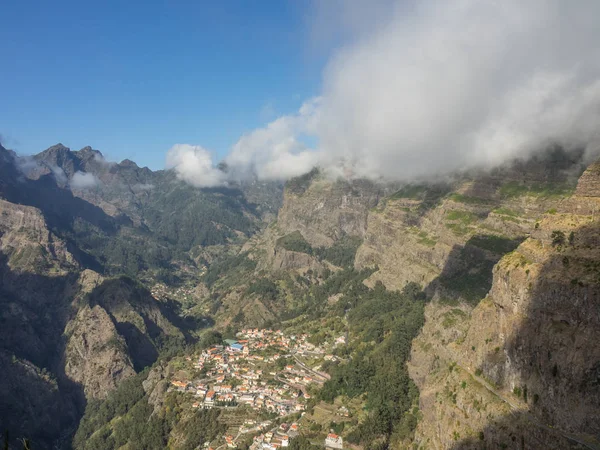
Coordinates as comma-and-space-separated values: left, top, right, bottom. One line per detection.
166, 328, 335, 449
325, 433, 343, 449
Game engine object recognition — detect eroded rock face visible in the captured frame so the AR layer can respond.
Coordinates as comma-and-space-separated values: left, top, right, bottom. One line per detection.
278, 173, 383, 247
0, 199, 78, 273
271, 247, 323, 271
408, 160, 600, 448
64, 305, 136, 399
575, 160, 600, 197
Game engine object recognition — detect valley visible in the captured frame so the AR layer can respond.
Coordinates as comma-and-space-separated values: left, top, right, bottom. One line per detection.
1, 143, 599, 450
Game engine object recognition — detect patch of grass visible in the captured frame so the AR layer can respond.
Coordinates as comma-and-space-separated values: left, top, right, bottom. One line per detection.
445, 210, 479, 236
499, 181, 574, 199
449, 193, 490, 205
416, 230, 437, 247
493, 207, 520, 217
445, 223, 470, 236
390, 185, 430, 200
446, 210, 478, 224
442, 309, 468, 328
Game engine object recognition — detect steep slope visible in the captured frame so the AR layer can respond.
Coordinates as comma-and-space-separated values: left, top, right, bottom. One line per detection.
221, 146, 598, 449
407, 160, 600, 448
31, 143, 281, 242
356, 148, 584, 295
0, 145, 193, 448
195, 169, 390, 330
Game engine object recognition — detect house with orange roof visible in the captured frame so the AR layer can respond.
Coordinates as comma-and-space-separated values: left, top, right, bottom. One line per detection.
325, 433, 343, 449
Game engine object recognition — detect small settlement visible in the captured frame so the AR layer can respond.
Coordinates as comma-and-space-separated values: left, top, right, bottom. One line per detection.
167, 328, 346, 449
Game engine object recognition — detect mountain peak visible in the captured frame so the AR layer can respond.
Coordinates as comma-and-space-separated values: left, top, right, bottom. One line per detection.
119, 159, 139, 168
41, 143, 71, 155
76, 146, 104, 161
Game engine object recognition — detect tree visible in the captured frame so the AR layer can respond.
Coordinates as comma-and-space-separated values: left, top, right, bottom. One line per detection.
551, 230, 565, 247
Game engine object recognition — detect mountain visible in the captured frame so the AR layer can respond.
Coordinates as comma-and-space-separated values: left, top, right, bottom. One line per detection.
24, 143, 282, 276
0, 143, 281, 449
174, 146, 600, 449
1, 141, 600, 450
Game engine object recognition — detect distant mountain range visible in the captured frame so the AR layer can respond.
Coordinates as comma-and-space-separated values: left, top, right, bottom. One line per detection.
1, 142, 599, 449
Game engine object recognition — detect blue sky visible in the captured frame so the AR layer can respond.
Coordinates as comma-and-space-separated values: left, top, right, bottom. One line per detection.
0, 0, 325, 169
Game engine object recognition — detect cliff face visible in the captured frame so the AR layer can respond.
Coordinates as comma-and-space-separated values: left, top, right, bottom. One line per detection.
244, 170, 387, 275
64, 304, 136, 399
407, 160, 600, 449
258, 147, 595, 448
0, 145, 189, 447
0, 198, 78, 273
355, 149, 584, 295
278, 171, 383, 247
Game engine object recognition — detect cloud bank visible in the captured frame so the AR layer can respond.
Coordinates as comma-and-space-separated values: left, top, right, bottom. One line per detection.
170, 0, 600, 186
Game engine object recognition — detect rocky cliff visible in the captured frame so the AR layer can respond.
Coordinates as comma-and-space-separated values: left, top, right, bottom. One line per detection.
0, 144, 190, 448
247, 147, 598, 448
407, 160, 600, 449
64, 304, 136, 399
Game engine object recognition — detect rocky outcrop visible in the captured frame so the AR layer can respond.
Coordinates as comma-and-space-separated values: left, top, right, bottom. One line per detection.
278, 171, 383, 247
408, 160, 600, 449
575, 160, 600, 197
0, 198, 78, 273
143, 363, 173, 414
271, 247, 323, 271
83, 275, 187, 371
64, 305, 135, 399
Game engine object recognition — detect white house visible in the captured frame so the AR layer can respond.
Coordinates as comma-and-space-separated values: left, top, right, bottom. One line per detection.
325, 433, 343, 449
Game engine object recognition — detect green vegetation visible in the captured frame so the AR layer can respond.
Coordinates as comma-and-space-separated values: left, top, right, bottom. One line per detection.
318, 282, 426, 447
493, 207, 520, 218
316, 236, 363, 267
390, 185, 430, 200
551, 230, 566, 247
513, 386, 522, 398
445, 210, 479, 236
448, 193, 490, 205
288, 436, 321, 450
499, 181, 574, 199
442, 309, 468, 329
203, 252, 257, 287
446, 210, 478, 224
74, 371, 224, 450
246, 278, 280, 301
277, 231, 313, 254
276, 232, 362, 267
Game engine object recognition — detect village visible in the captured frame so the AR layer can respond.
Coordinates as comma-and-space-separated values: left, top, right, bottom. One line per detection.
167, 328, 347, 450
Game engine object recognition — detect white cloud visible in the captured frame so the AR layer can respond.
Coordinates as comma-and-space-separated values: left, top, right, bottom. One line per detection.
168, 0, 600, 186
50, 165, 68, 184
71, 171, 99, 189
315, 0, 600, 180
165, 144, 227, 188
225, 98, 322, 182
132, 183, 154, 192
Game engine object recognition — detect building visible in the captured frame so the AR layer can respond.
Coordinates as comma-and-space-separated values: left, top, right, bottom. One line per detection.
205, 390, 216, 405
325, 433, 343, 449
230, 343, 244, 352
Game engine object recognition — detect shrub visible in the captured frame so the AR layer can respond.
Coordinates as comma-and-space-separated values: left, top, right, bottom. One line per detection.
551, 230, 566, 247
